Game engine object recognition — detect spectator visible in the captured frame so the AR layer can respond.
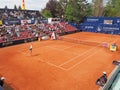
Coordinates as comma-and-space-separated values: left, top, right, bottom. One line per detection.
101, 72, 107, 84
96, 72, 107, 87
0, 77, 5, 87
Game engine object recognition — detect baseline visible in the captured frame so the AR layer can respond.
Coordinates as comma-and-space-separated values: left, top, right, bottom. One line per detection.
59, 44, 101, 67
67, 48, 102, 70
66, 39, 118, 70
17, 50, 67, 71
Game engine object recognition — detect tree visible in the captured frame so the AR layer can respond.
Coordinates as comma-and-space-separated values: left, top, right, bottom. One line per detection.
42, 9, 52, 18
42, 0, 64, 18
18, 5, 22, 10
41, 0, 93, 22
4, 5, 8, 9
55, 2, 64, 18
104, 0, 120, 16
59, 0, 69, 16
93, 0, 104, 16
65, 0, 90, 23
84, 3, 94, 16
45, 0, 58, 17
14, 5, 17, 10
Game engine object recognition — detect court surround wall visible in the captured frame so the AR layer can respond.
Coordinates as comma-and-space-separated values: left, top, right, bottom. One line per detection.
78, 17, 120, 34
100, 66, 120, 90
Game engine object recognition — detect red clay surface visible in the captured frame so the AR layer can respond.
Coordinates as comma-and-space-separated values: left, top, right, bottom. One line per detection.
0, 32, 120, 90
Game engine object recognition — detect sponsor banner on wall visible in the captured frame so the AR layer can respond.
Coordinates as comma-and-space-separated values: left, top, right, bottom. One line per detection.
104, 20, 113, 25
99, 24, 120, 31
39, 19, 48, 23
102, 27, 119, 31
86, 18, 99, 22
21, 20, 32, 24
3, 19, 21, 25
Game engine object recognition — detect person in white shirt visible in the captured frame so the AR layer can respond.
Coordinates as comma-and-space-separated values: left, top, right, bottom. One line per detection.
29, 44, 32, 56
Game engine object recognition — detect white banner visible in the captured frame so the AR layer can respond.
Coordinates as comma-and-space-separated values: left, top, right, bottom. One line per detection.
21, 20, 31, 24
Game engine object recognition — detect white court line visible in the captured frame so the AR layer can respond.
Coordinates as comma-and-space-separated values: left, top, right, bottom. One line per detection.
17, 50, 67, 71
62, 44, 79, 50
18, 51, 30, 57
66, 39, 118, 70
66, 48, 102, 70
19, 39, 70, 52
20, 48, 29, 52
46, 46, 78, 55
59, 39, 118, 67
61, 36, 103, 43
37, 58, 67, 71
17, 39, 118, 71
50, 39, 80, 50
20, 45, 49, 53
59, 44, 101, 67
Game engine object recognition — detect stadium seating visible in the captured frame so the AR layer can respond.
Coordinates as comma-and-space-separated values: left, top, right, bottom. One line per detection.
0, 21, 78, 43
0, 8, 78, 44
60, 22, 77, 33
0, 8, 41, 20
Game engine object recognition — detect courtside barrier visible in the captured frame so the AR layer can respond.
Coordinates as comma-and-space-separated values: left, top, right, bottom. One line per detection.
0, 37, 38, 48
76, 17, 120, 34
2, 19, 21, 25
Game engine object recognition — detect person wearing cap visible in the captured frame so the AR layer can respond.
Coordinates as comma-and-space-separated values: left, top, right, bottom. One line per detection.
96, 72, 107, 87
100, 72, 107, 86
0, 77, 5, 87
103, 72, 107, 78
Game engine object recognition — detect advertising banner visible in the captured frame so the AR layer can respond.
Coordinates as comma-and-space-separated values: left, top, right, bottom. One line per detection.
3, 19, 21, 25
21, 20, 31, 24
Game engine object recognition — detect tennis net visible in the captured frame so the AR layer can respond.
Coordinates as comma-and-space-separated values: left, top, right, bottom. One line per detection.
60, 36, 109, 47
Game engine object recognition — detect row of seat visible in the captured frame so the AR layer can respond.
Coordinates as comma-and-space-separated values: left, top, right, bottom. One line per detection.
60, 22, 77, 32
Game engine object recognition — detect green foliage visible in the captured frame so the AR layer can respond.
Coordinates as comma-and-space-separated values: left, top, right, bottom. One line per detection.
4, 5, 8, 9
55, 2, 64, 18
44, 0, 58, 17
104, 0, 120, 16
18, 5, 22, 10
42, 10, 52, 18
84, 3, 93, 16
59, 0, 68, 15
41, 0, 93, 22
14, 5, 17, 10
65, 0, 91, 22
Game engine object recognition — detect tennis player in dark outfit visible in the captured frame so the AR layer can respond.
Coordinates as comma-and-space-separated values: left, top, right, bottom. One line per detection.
96, 72, 107, 87
0, 77, 5, 87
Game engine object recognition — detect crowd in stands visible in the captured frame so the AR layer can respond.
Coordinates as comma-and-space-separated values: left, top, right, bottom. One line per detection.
0, 22, 68, 43
0, 9, 77, 44
0, 8, 41, 20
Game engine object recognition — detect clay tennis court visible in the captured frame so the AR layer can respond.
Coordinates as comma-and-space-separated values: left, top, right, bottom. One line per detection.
0, 32, 120, 90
